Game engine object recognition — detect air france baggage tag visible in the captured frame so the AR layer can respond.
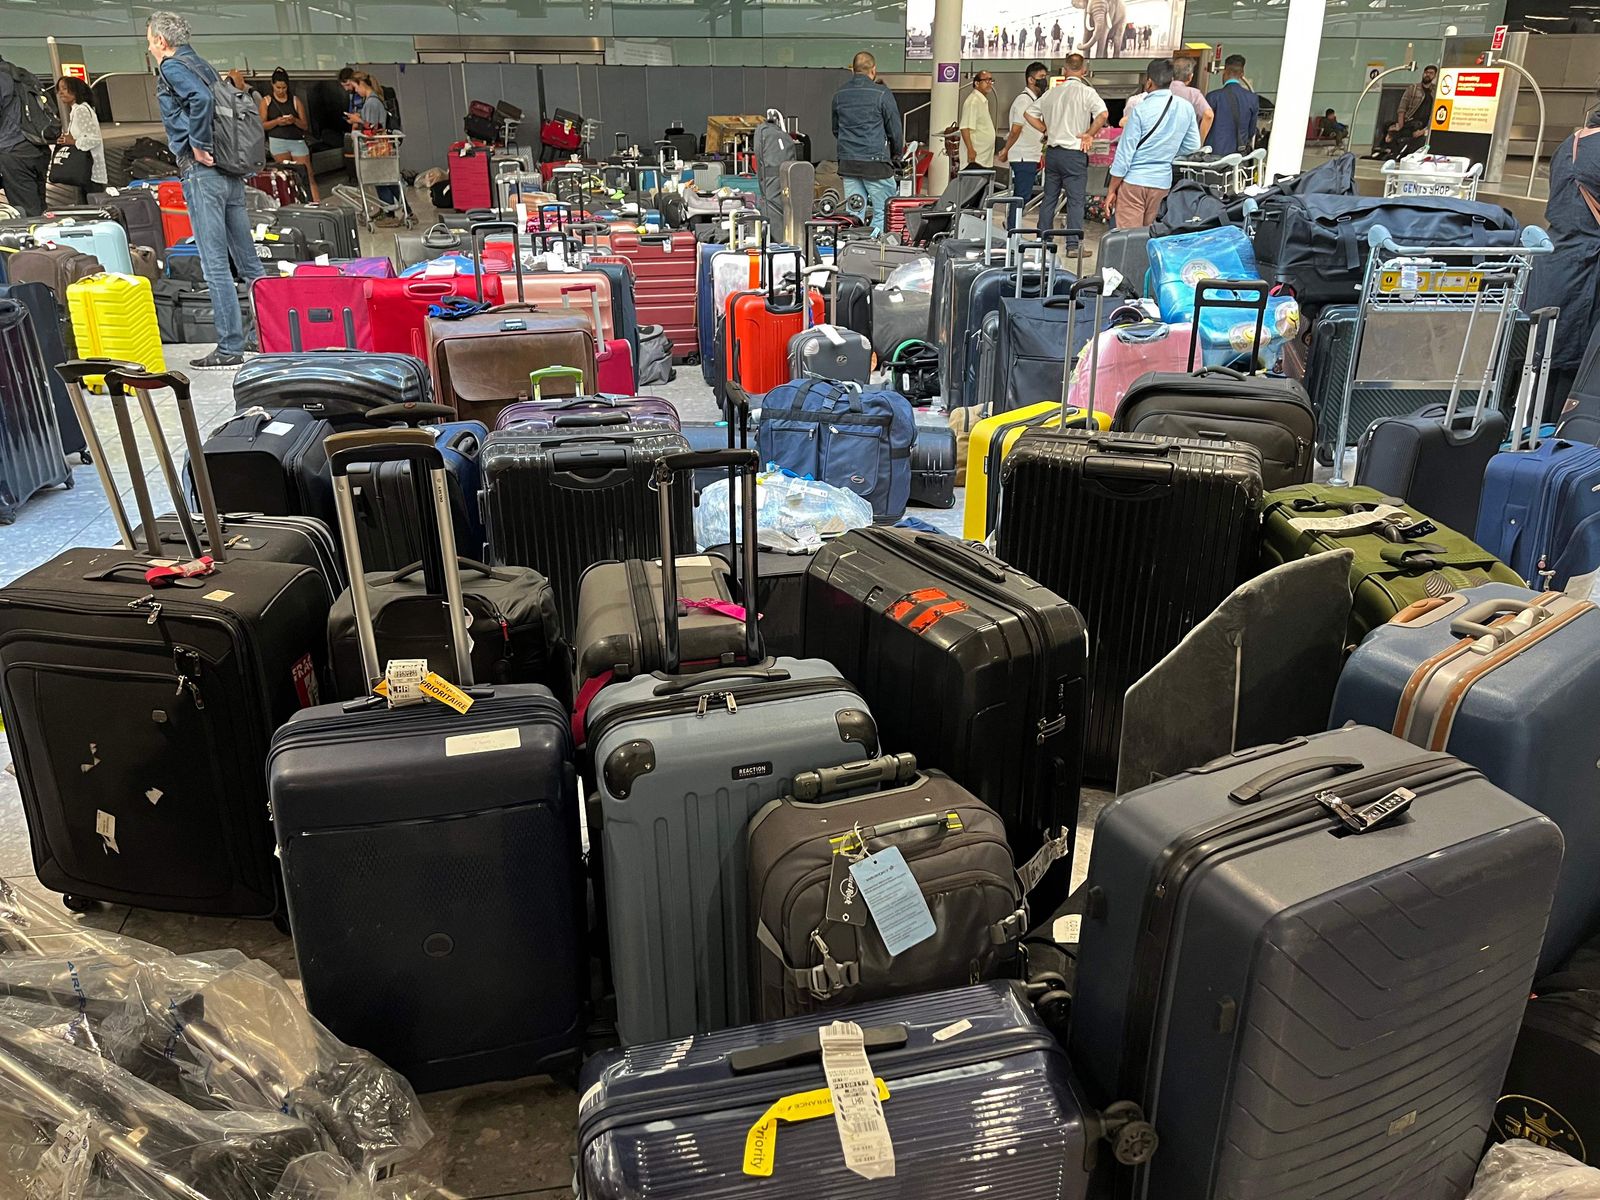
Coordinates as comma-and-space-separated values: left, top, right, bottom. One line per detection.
819, 1020, 895, 1179
380, 658, 428, 707
848, 846, 934, 956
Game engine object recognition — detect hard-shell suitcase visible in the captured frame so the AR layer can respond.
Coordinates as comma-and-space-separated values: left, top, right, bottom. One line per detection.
65, 274, 164, 390
577, 981, 1144, 1199
0, 363, 329, 917
326, 256, 396, 278
786, 266, 871, 386
157, 181, 191, 245
885, 194, 937, 240
0, 281, 83, 462
1261, 484, 1525, 646
803, 527, 1086, 916
1476, 437, 1600, 591
340, 414, 488, 573
564, 280, 635, 394
608, 230, 698, 363
1097, 226, 1151, 296
250, 272, 372, 354
997, 429, 1264, 778
393, 222, 463, 270
33, 219, 132, 276
88, 188, 164, 252
725, 261, 823, 397
367, 273, 504, 360
246, 165, 305, 206
273, 204, 359, 259
910, 407, 957, 507
0, 300, 69, 523
585, 253, 642, 362
1071, 725, 1563, 1200
1333, 583, 1600, 973
232, 351, 434, 422
704, 537, 815, 658
269, 428, 583, 1091
494, 366, 678, 432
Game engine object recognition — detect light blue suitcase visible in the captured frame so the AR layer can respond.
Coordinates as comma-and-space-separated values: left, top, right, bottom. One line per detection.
34, 218, 133, 275
1332, 582, 1600, 974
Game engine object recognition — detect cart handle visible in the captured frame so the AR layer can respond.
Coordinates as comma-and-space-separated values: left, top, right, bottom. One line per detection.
1366, 222, 1553, 256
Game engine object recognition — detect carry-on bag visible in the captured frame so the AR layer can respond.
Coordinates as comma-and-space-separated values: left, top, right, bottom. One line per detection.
577, 980, 1152, 1199
367, 272, 504, 359
251, 271, 373, 354
723, 245, 823, 397
869, 282, 932, 359
495, 365, 677, 432
194, 404, 339, 535
0, 279, 85, 459
153, 279, 254, 346
1261, 484, 1525, 645
1097, 226, 1151, 296
246, 164, 306, 206
1071, 724, 1563, 1200
833, 237, 930, 284
996, 428, 1264, 778
1111, 279, 1316, 489
786, 265, 871, 386
989, 238, 1096, 415
0, 298, 69, 524
156, 180, 191, 245
803, 527, 1086, 918
946, 219, 1062, 413
272, 203, 360, 259
564, 280, 635, 394
756, 377, 916, 520
270, 426, 584, 1091
1065, 317, 1194, 420
33, 218, 132, 276
0, 362, 329, 917
393, 221, 464, 270
65, 273, 164, 390
232, 350, 434, 423
1476, 425, 1600, 592
1333, 583, 1600, 974
87, 188, 164, 252
5, 244, 102, 295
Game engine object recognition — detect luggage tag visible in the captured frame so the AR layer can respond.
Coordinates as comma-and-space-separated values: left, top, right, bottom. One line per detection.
144, 556, 215, 588
378, 658, 429, 708
819, 1020, 896, 1180
1288, 504, 1408, 535
825, 827, 870, 927
742, 1076, 891, 1177
847, 844, 935, 956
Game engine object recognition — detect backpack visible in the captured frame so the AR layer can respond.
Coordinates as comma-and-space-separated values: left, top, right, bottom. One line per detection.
157, 53, 264, 177
1150, 180, 1231, 238
1, 62, 62, 147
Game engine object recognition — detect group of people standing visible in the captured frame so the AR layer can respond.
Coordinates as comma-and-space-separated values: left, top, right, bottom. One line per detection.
966, 22, 1070, 59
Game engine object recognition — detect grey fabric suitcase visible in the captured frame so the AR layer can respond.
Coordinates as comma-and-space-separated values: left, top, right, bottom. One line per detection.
787, 267, 872, 385
587, 655, 878, 1045
1071, 725, 1564, 1200
869, 281, 932, 359
834, 240, 931, 286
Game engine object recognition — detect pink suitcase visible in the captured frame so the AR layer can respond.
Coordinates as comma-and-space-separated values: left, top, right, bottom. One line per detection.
367, 274, 506, 359
1067, 320, 1195, 420
330, 257, 398, 278
251, 271, 374, 353
563, 282, 634, 395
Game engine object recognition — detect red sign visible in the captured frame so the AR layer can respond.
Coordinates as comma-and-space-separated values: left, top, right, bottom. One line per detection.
1491, 24, 1508, 51
1452, 70, 1501, 98
61, 63, 88, 82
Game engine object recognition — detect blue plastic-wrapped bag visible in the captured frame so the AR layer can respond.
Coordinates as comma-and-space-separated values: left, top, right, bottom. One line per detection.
1147, 226, 1300, 369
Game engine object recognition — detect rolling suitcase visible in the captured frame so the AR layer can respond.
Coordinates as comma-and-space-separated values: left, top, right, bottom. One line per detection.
830, 271, 873, 340
269, 427, 583, 1091
564, 281, 635, 394
1066, 318, 1193, 421
910, 407, 957, 507
1071, 725, 1563, 1200
996, 429, 1264, 779
785, 266, 871, 386
4, 245, 103, 295
157, 181, 191, 245
494, 365, 677, 431
0, 363, 330, 917
584, 253, 642, 362
232, 351, 433, 422
193, 405, 339, 532
88, 188, 165, 252
0, 299, 69, 524
803, 527, 1086, 918
392, 222, 463, 270
1097, 226, 1150, 296
250, 272, 372, 354
989, 241, 1096, 416
724, 254, 823, 397
367, 273, 504, 360
833, 238, 931, 285
608, 230, 698, 363
0, 280, 84, 460
272, 203, 359, 259
885, 194, 937, 239
65, 274, 164, 390
125, 510, 342, 607
246, 165, 305, 206
1332, 583, 1600, 974
33, 219, 133, 276
577, 981, 1145, 1199
1475, 435, 1600, 591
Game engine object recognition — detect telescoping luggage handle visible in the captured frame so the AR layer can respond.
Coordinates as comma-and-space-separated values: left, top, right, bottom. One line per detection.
654, 447, 762, 675
469, 218, 527, 306
1186, 278, 1269, 374
324, 428, 474, 691
1065, 275, 1107, 425
55, 361, 228, 565
1508, 306, 1559, 452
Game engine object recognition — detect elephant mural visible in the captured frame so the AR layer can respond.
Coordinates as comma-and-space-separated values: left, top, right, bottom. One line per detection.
1074, 0, 1130, 59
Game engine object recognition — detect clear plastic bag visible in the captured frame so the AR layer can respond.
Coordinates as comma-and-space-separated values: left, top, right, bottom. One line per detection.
695, 470, 874, 550
882, 257, 935, 294
1467, 1141, 1600, 1199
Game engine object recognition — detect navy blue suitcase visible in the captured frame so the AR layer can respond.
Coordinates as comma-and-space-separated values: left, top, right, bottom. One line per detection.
1476, 437, 1600, 589
963, 241, 1076, 414
346, 419, 487, 569
1071, 725, 1563, 1200
587, 258, 640, 362
190, 406, 340, 535
0, 281, 84, 460
577, 981, 1151, 1199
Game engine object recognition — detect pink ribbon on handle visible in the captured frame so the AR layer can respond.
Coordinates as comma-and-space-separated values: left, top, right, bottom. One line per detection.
679, 597, 759, 622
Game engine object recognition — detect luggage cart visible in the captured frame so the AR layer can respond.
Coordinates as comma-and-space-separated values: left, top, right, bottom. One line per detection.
1381, 153, 1483, 199
1328, 223, 1553, 483
1174, 148, 1267, 193
352, 130, 412, 232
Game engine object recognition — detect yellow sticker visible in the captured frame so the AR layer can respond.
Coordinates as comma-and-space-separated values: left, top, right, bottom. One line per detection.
742, 1078, 890, 1177
202, 589, 235, 602
420, 672, 474, 714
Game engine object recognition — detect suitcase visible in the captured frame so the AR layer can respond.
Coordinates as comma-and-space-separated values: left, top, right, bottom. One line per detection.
964, 235, 1078, 413
129, 245, 159, 282
367, 273, 504, 360
269, 428, 583, 1091
254, 225, 328, 265
834, 238, 931, 285
65, 274, 164, 391
584, 254, 641, 359
1065, 318, 1193, 420
0, 280, 84, 460
1097, 226, 1150, 296
869, 282, 932, 360
33, 219, 133, 276
887, 339, 940, 404
393, 222, 464, 270
447, 145, 497, 212
233, 351, 434, 423
703, 538, 815, 658
1475, 435, 1600, 590
125, 510, 342, 607
247, 165, 306, 206
325, 256, 395, 278
885, 194, 937, 240
725, 265, 824, 398
909, 407, 957, 507
830, 271, 873, 340
577, 981, 1140, 1199
996, 429, 1264, 778
153, 279, 254, 345
802, 527, 1087, 917
989, 243, 1097, 416
496, 367, 677, 432
1261, 484, 1524, 646
0, 299, 70, 524
608, 230, 698, 363
194, 405, 339, 533
42, 203, 127, 231
162, 241, 206, 283
273, 204, 359, 259
757, 378, 916, 520
564, 280, 635, 394
0, 363, 330, 917
88, 188, 165, 252
1071, 725, 1563, 1200
695, 219, 760, 378
786, 267, 871, 386
157, 181, 192, 245
4, 245, 103, 296
1334, 582, 1600, 973
1112, 281, 1316, 490
251, 272, 372, 354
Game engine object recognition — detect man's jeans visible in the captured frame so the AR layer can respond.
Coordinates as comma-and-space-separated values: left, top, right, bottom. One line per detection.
181, 163, 266, 353
1035, 146, 1087, 247
843, 175, 898, 238
1010, 160, 1039, 209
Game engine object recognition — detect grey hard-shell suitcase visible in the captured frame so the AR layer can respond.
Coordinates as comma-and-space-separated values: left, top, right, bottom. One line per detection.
786, 266, 872, 386
1071, 725, 1564, 1200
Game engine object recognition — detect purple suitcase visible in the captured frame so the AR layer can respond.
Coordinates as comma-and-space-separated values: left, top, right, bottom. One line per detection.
492, 365, 679, 432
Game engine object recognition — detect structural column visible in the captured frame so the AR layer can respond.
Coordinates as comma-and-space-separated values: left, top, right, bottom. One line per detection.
927, 0, 963, 194
1264, 0, 1327, 181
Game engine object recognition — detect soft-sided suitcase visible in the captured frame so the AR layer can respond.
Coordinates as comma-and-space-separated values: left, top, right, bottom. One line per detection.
786, 266, 872, 386
803, 526, 1086, 917
1071, 725, 1563, 1200
909, 407, 957, 507
757, 378, 916, 520
65, 274, 164, 390
834, 238, 931, 285
326, 256, 396, 278
704, 537, 815, 658
608, 230, 698, 363
1333, 583, 1600, 973
989, 242, 1095, 416
126, 510, 342, 607
1476, 435, 1600, 591
232, 351, 433, 423
33, 219, 132, 276
129, 244, 159, 282
577, 981, 1145, 1199
0, 299, 69, 524
251, 271, 372, 354
247, 165, 305, 206
997, 429, 1263, 778
153, 279, 254, 346
273, 204, 359, 259
4, 244, 103, 296
0, 363, 329, 917
88, 188, 165, 252
194, 405, 338, 533
393, 222, 463, 270
0, 281, 83, 461
269, 428, 583, 1091
869, 282, 932, 359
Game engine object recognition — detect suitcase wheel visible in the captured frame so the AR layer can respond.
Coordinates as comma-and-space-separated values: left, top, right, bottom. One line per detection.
1102, 1101, 1159, 1167
685, 353, 700, 366
61, 894, 100, 914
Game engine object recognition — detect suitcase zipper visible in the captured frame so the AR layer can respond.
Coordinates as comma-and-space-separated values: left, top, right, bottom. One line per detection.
584, 675, 854, 751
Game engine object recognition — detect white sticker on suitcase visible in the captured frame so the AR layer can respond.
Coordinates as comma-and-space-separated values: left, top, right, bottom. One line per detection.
95, 810, 119, 855
444, 728, 522, 757
931, 1018, 972, 1042
261, 421, 295, 437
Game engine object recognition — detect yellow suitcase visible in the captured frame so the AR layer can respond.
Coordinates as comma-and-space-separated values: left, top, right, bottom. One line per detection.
961, 400, 1111, 541
66, 273, 165, 392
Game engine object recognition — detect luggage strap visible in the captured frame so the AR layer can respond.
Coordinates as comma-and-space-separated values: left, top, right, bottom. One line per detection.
886, 587, 969, 633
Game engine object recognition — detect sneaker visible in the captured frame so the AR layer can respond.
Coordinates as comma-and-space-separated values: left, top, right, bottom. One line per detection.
189, 349, 246, 369
243, 335, 259, 353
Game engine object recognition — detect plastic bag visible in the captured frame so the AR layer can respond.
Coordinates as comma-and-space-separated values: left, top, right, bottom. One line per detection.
695, 470, 873, 550
1146, 224, 1259, 323
1467, 1140, 1600, 1198
883, 257, 935, 294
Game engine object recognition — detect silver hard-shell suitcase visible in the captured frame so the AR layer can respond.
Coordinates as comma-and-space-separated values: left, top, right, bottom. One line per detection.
786, 265, 872, 385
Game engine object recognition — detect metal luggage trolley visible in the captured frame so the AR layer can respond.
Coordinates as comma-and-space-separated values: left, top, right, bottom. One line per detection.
1174, 148, 1267, 193
1382, 153, 1483, 200
1328, 222, 1553, 484
352, 129, 413, 232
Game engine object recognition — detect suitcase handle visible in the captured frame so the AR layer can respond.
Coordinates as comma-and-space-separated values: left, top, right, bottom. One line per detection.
792, 753, 919, 801
728, 1024, 909, 1074
651, 662, 790, 696
1228, 756, 1363, 805
470, 219, 525, 303
1449, 597, 1549, 643
385, 557, 506, 585
1380, 543, 1448, 569
913, 533, 1007, 583
367, 402, 456, 425
552, 412, 631, 428
1188, 279, 1268, 374
530, 364, 589, 401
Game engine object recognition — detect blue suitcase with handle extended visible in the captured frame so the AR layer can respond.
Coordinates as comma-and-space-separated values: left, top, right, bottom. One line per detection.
1332, 583, 1600, 974
1475, 437, 1600, 589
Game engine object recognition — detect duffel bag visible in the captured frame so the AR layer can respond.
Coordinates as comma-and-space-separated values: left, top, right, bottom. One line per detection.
1252, 193, 1519, 308
756, 378, 917, 519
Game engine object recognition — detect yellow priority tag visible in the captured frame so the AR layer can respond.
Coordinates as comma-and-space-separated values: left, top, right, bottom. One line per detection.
419, 672, 473, 714
742, 1079, 890, 1177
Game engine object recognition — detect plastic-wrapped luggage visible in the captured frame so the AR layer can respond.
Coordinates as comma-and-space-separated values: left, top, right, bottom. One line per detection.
0, 298, 69, 524
1145, 225, 1301, 369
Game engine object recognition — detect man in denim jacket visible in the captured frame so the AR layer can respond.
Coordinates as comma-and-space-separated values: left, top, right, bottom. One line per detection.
148, 10, 264, 368
831, 52, 904, 238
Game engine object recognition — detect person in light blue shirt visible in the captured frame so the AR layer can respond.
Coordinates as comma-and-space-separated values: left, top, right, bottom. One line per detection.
1107, 59, 1201, 229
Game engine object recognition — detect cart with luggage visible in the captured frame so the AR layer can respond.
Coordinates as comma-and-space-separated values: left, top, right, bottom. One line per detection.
352, 130, 413, 232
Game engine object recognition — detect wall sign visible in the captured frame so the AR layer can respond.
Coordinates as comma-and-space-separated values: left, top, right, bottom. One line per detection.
1432, 67, 1502, 136
936, 62, 958, 84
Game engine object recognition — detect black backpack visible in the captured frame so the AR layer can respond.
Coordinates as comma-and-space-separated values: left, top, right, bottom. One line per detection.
2, 62, 62, 147
1150, 180, 1231, 238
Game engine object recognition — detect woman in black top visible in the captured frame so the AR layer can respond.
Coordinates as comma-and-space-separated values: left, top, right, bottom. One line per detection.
260, 67, 319, 200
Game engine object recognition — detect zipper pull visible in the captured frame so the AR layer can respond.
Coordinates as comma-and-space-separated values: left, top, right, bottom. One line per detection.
499, 616, 510, 644
128, 596, 162, 625
696, 694, 709, 719
725, 693, 738, 715
1538, 555, 1555, 588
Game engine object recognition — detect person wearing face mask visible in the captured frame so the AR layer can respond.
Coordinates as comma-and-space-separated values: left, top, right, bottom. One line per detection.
997, 62, 1050, 208
1031, 54, 1108, 256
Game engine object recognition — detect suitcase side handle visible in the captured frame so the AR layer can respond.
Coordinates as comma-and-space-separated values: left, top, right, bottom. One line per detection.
1228, 756, 1363, 805
727, 1024, 909, 1074
1449, 597, 1550, 643
792, 753, 920, 802
366, 402, 456, 425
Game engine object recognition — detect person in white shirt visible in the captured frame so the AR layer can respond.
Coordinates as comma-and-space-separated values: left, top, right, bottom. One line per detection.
54, 76, 106, 196
997, 62, 1050, 206
1029, 54, 1107, 255
960, 71, 997, 169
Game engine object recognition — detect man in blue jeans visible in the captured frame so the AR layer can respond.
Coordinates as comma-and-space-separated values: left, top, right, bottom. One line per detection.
997, 62, 1049, 208
148, 11, 264, 368
831, 51, 904, 238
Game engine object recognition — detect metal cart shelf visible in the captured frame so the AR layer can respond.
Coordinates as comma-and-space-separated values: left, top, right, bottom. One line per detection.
352, 130, 413, 232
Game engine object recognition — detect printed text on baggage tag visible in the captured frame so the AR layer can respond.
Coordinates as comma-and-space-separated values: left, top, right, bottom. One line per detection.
819, 1020, 895, 1180
742, 1078, 890, 1177
848, 846, 935, 956
381, 659, 429, 708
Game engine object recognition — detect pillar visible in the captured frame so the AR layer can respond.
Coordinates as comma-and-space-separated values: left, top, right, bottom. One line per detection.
1263, 0, 1327, 181
927, 0, 963, 194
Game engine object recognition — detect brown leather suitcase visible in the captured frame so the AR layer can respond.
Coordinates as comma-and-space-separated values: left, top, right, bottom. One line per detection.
427, 305, 596, 428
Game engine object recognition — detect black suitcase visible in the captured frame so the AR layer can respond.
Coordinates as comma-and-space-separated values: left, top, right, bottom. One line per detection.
232, 351, 434, 422
129, 512, 343, 606
0, 363, 330, 917
273, 204, 360, 259
830, 270, 872, 339
1112, 280, 1316, 489
910, 407, 958, 507
0, 280, 84, 460
192, 406, 339, 534
269, 427, 584, 1092
803, 527, 1087, 918
705, 539, 817, 660
153, 279, 254, 346
1072, 725, 1564, 1200
996, 429, 1264, 779
990, 245, 1096, 416
88, 188, 165, 251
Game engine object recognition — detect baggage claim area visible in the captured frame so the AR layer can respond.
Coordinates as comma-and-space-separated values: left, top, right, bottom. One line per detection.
1, 0, 1599, 1193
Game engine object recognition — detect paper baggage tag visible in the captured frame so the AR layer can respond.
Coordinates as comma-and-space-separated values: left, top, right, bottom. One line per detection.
1566, 567, 1599, 602
848, 846, 934, 956
742, 1077, 890, 1177
380, 659, 429, 707
314, 253, 330, 266
822, 324, 846, 346
95, 810, 119, 855
819, 1020, 895, 1180
1017, 828, 1072, 896
1288, 504, 1407, 535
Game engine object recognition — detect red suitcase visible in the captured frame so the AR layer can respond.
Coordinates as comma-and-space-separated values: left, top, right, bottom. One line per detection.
368, 273, 506, 358
563, 282, 635, 395
609, 230, 697, 364
157, 180, 191, 245
724, 259, 823, 396
885, 196, 937, 241
251, 270, 374, 353
448, 143, 494, 212
247, 165, 307, 206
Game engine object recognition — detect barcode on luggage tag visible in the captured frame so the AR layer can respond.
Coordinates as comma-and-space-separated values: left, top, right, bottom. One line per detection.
444, 728, 522, 757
